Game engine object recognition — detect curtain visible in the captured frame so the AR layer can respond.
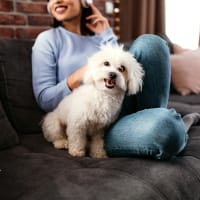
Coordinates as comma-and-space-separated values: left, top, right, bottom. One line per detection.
119, 0, 165, 42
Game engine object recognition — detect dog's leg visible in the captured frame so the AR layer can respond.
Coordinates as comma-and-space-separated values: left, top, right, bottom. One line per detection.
53, 139, 68, 150
67, 125, 87, 157
42, 112, 68, 149
90, 130, 107, 158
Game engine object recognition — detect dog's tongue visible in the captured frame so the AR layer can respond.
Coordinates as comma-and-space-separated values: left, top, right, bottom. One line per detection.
105, 79, 115, 88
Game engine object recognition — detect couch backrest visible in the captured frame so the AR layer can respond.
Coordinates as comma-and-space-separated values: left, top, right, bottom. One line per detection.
0, 39, 45, 134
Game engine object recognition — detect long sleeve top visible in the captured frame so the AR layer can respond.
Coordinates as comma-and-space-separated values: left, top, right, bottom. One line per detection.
32, 26, 118, 112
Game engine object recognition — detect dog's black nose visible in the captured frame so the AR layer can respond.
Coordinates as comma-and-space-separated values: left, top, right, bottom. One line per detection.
109, 72, 117, 79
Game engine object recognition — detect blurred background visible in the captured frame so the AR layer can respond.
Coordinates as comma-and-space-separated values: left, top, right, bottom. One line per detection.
165, 0, 200, 49
0, 0, 199, 48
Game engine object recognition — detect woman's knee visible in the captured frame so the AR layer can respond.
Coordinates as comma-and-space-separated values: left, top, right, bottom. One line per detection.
128, 34, 170, 75
129, 34, 170, 59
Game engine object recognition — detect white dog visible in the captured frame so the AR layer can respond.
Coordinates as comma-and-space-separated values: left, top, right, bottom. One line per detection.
42, 45, 144, 158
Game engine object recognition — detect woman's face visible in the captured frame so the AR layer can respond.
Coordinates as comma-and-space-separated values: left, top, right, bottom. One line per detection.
48, 0, 82, 23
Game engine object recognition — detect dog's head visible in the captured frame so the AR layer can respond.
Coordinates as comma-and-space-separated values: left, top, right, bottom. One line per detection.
84, 45, 144, 95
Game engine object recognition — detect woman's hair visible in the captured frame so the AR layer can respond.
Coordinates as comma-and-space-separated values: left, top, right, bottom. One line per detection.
52, 7, 94, 36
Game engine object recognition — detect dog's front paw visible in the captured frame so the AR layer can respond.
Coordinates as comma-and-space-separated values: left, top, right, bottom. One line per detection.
69, 149, 86, 157
53, 139, 68, 149
90, 149, 108, 158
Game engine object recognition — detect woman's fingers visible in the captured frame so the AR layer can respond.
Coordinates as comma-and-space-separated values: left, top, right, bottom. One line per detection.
89, 3, 102, 15
86, 14, 109, 34
86, 3, 110, 34
86, 15, 108, 25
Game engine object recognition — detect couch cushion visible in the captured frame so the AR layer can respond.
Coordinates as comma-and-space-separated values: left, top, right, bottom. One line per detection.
168, 94, 200, 115
0, 39, 44, 134
0, 101, 19, 149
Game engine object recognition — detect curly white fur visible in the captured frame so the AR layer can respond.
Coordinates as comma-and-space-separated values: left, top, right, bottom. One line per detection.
42, 45, 144, 158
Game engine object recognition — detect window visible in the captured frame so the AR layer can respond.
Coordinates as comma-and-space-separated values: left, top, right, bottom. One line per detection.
165, 0, 200, 49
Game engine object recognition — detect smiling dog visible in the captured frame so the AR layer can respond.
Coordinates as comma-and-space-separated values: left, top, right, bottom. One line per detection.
42, 45, 144, 158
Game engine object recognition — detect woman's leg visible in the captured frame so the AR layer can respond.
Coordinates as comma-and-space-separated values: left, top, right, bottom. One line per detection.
121, 34, 171, 116
105, 108, 188, 159
105, 35, 187, 159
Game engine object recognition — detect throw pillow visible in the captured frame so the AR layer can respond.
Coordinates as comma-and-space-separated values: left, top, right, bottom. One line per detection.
171, 47, 200, 96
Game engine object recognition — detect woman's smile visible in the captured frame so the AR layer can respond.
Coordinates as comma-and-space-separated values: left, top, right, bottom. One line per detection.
55, 5, 68, 14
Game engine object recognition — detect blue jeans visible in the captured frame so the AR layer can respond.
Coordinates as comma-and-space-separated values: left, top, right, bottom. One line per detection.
105, 34, 188, 159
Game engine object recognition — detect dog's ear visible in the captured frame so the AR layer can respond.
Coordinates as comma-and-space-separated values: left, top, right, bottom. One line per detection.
127, 59, 144, 95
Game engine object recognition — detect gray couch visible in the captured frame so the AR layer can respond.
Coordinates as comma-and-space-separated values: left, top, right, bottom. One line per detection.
0, 39, 200, 200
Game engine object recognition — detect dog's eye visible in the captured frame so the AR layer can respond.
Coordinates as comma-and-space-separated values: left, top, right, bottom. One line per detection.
118, 65, 126, 73
104, 61, 110, 66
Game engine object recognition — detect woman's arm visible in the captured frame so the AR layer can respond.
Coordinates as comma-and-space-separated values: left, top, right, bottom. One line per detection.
32, 32, 72, 112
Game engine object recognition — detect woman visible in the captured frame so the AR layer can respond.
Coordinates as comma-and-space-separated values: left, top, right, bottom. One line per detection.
32, 0, 187, 159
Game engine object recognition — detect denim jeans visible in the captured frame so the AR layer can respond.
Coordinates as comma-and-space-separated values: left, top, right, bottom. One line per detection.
105, 34, 188, 159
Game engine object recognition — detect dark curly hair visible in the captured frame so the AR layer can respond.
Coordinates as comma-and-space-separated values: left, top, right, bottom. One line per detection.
51, 7, 94, 36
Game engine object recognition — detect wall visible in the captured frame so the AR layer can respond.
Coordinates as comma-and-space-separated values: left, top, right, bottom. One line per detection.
0, 0, 114, 40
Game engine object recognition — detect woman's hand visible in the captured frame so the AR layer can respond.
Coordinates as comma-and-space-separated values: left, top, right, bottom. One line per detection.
85, 3, 110, 34
66, 65, 88, 90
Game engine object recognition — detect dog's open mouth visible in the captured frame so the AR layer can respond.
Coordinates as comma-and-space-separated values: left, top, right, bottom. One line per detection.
104, 79, 116, 89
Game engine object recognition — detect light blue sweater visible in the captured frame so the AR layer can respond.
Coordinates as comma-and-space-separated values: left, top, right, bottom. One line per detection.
32, 26, 118, 111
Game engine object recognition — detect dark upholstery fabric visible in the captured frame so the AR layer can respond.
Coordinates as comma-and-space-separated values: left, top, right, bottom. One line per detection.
0, 39, 44, 134
0, 132, 200, 200
0, 101, 19, 149
168, 94, 200, 115
0, 38, 200, 200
